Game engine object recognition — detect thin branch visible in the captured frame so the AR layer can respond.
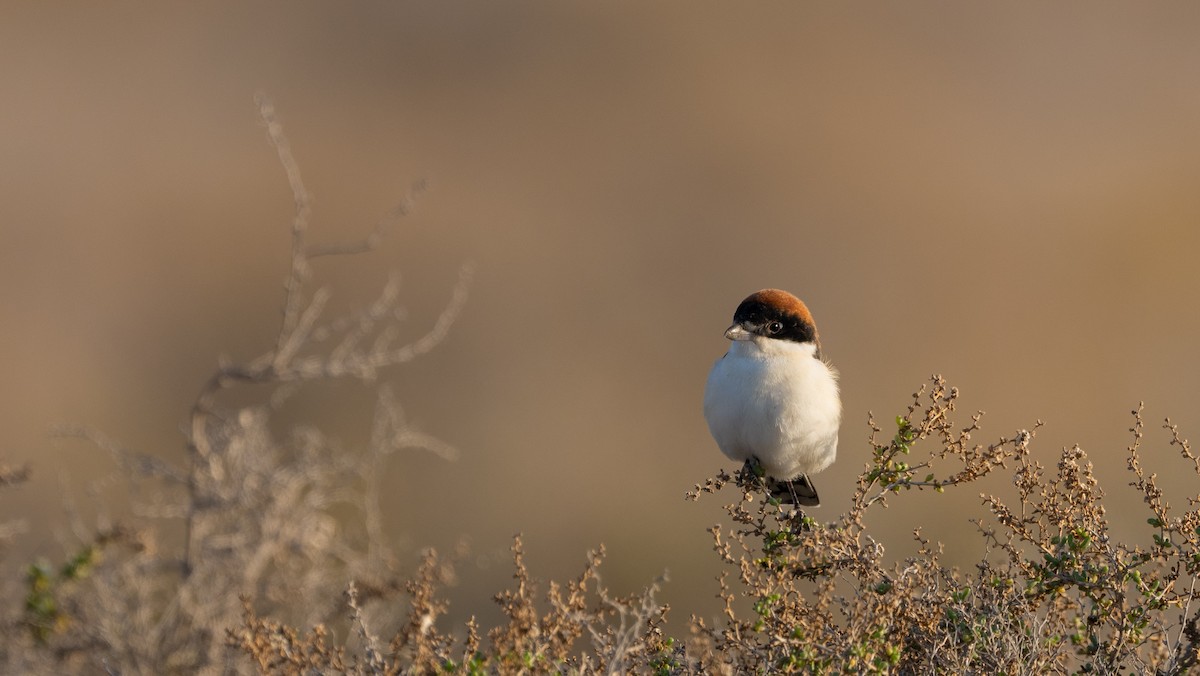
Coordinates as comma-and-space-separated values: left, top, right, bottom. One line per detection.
307, 179, 428, 258
52, 425, 185, 484
181, 96, 471, 579
255, 92, 313, 357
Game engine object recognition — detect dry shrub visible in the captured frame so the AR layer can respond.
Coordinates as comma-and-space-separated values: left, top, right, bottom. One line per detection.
3, 100, 1199, 675
684, 378, 1200, 675
0, 96, 472, 674
224, 375, 1200, 675
230, 538, 674, 675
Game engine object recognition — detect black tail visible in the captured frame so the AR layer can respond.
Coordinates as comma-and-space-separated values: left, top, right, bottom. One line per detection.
767, 474, 820, 506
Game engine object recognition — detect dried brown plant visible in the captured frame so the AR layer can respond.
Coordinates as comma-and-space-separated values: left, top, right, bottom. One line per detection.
4, 101, 1199, 675
682, 378, 1200, 675
0, 96, 471, 674
222, 375, 1200, 675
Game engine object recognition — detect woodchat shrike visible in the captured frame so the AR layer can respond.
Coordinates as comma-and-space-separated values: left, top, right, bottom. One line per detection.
703, 289, 840, 505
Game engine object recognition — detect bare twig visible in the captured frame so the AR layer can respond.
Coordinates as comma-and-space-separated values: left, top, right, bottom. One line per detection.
255, 92, 313, 356
308, 179, 428, 258
51, 425, 184, 484
181, 96, 471, 580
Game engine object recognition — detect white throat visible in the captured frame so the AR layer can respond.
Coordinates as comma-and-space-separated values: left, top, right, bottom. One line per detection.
727, 336, 819, 361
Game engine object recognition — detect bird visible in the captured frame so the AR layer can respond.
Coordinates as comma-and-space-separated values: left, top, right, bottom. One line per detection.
703, 289, 841, 506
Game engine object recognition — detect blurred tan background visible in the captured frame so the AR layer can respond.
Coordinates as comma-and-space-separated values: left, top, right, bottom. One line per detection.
3, 2, 1200, 634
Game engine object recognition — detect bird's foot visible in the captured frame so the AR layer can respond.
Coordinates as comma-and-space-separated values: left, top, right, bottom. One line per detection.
741, 457, 767, 479
737, 458, 773, 498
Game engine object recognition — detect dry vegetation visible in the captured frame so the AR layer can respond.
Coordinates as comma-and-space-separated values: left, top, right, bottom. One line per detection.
3, 101, 1200, 674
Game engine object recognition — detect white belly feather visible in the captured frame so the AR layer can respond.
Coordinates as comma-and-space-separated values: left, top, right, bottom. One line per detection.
703, 338, 840, 481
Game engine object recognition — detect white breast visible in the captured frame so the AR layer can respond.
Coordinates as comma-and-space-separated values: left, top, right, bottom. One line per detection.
703, 337, 840, 480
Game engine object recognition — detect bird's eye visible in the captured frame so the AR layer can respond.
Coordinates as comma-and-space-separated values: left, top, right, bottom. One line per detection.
768, 321, 784, 334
